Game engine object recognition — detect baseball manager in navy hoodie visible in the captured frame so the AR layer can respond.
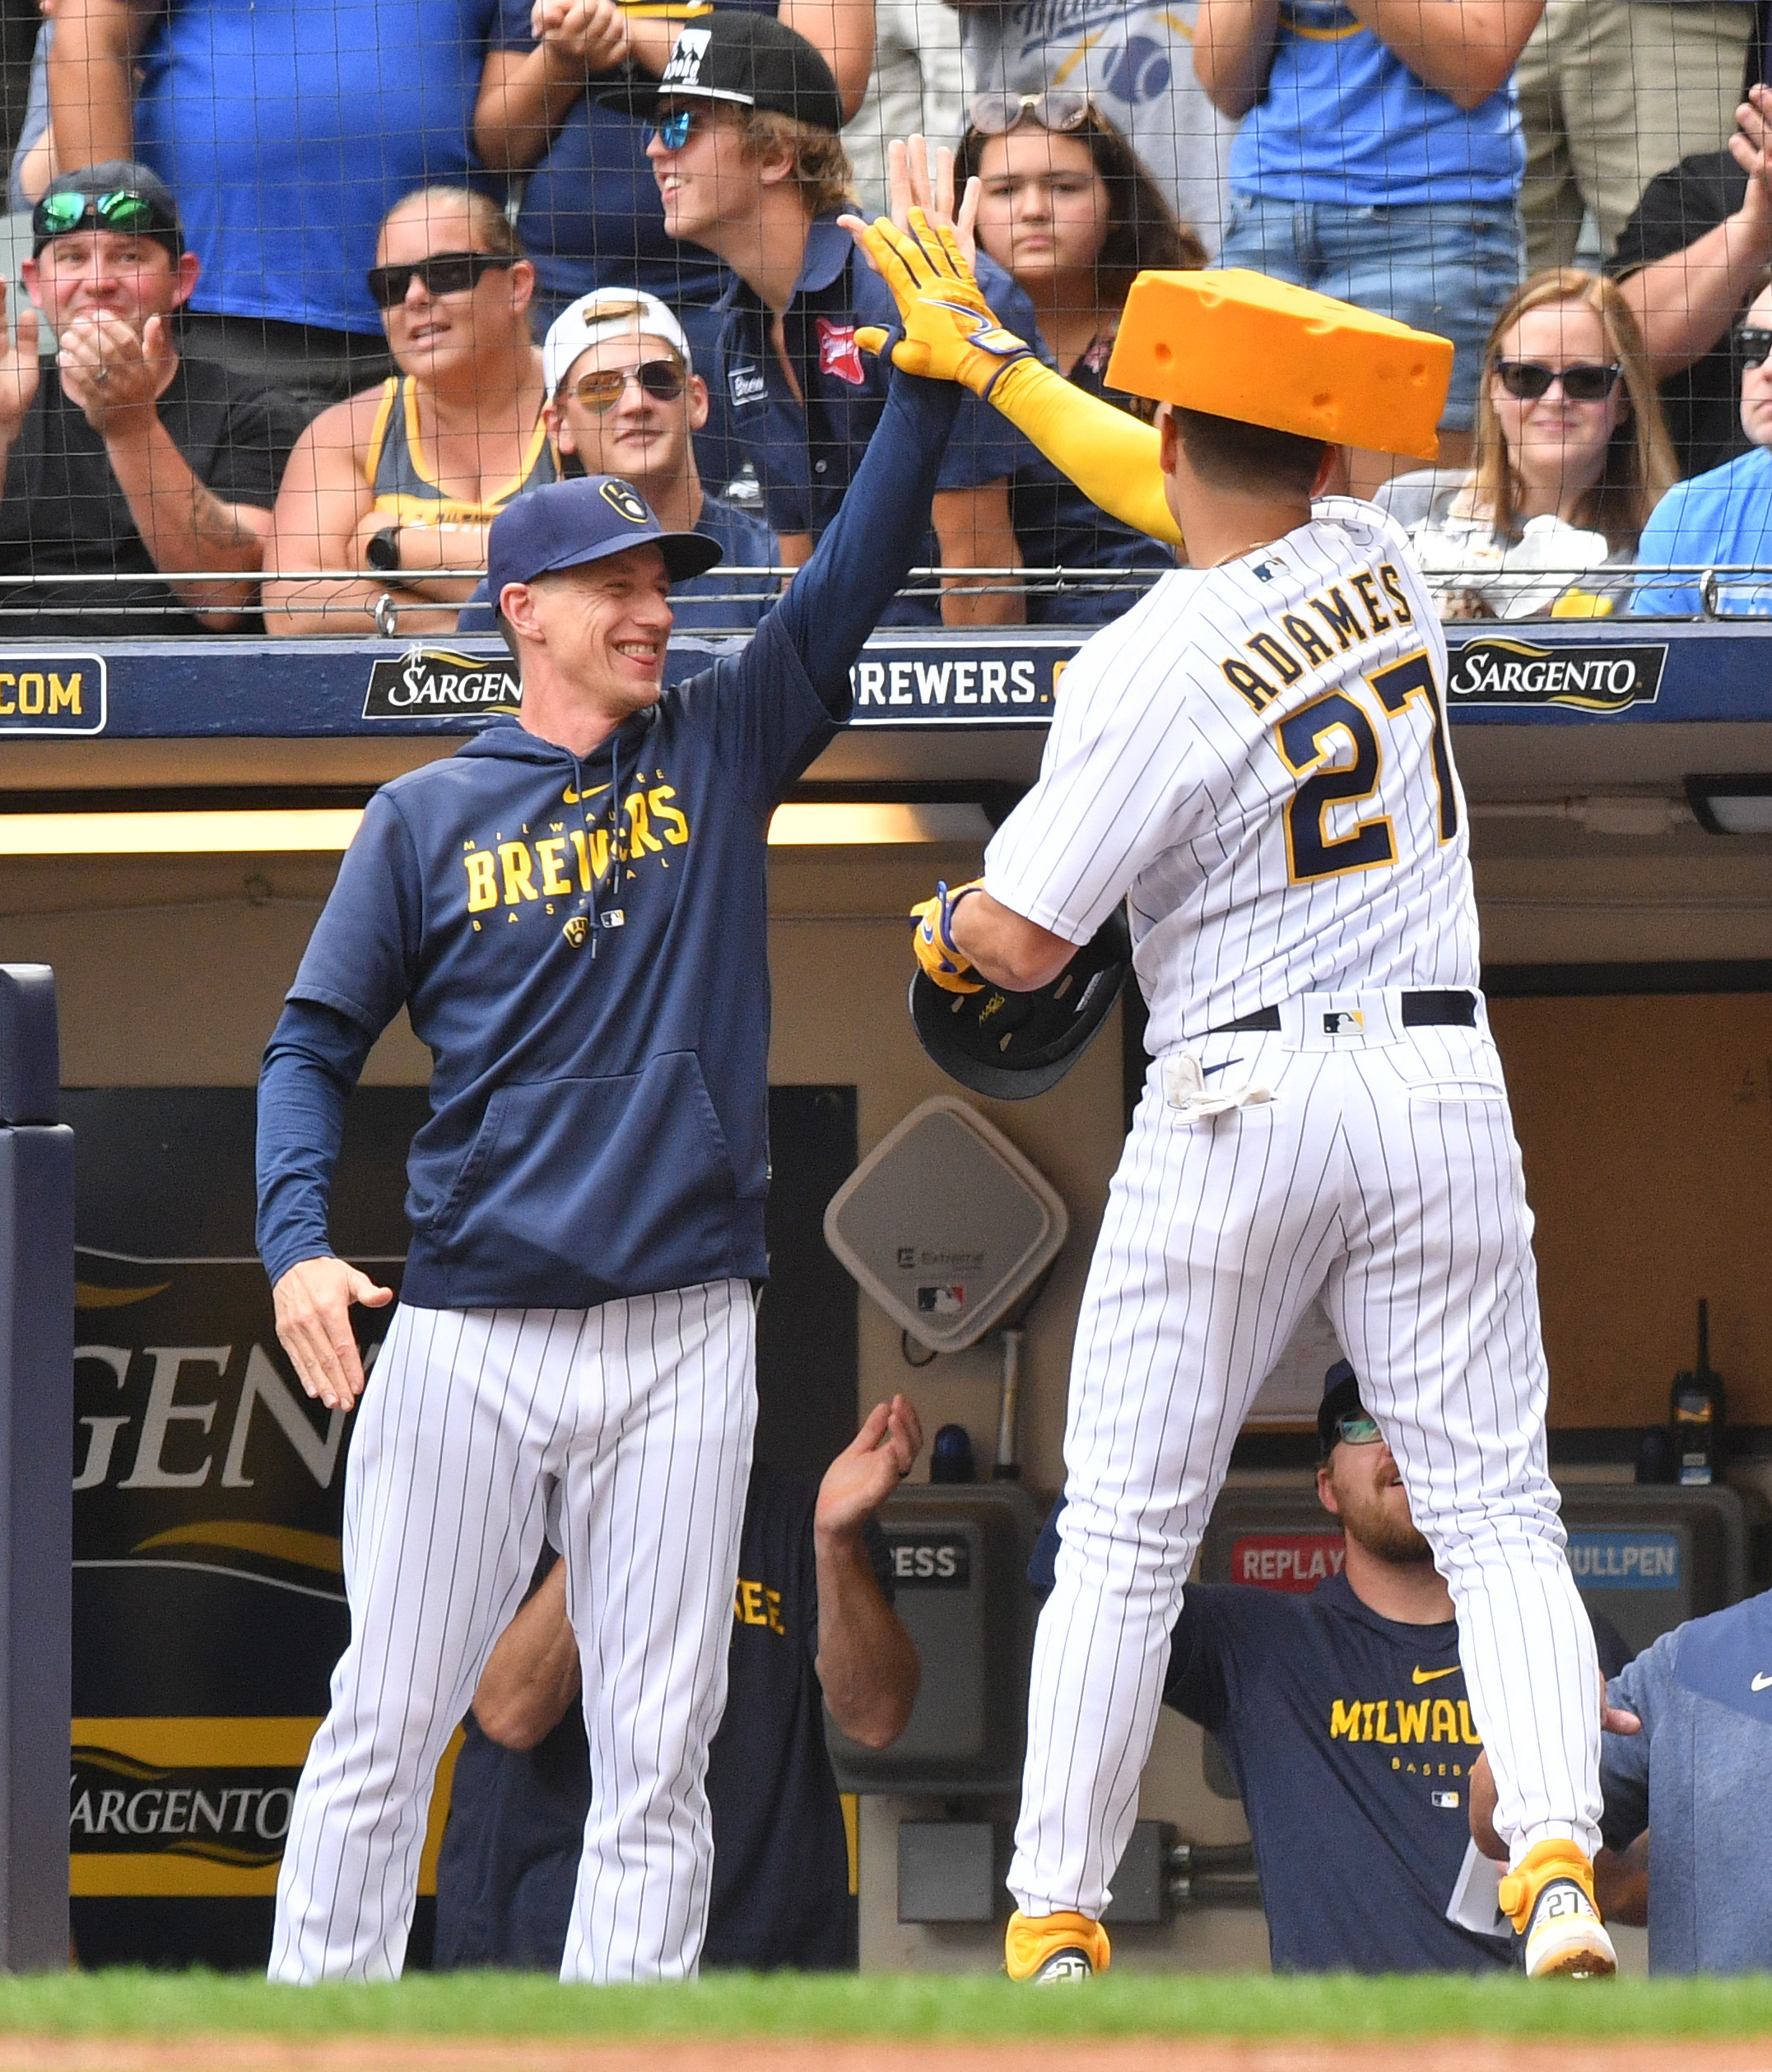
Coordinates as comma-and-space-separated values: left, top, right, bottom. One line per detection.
254, 251, 969, 1981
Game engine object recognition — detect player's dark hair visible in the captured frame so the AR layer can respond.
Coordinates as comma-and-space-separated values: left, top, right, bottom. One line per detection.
1170, 407, 1328, 497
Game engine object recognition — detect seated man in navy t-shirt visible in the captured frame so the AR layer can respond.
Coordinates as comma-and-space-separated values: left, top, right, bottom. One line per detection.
435, 1396, 922, 1971
1034, 1363, 1628, 1972
460, 287, 779, 635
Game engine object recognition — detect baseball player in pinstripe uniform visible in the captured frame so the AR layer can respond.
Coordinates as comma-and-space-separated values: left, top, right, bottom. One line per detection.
253, 347, 963, 1981
864, 226, 1618, 1982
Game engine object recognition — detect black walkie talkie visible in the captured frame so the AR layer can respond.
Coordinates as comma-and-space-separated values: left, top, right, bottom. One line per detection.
1671, 1298, 1725, 1486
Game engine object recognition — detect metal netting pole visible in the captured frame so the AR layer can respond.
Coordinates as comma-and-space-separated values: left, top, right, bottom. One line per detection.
0, 966, 72, 1971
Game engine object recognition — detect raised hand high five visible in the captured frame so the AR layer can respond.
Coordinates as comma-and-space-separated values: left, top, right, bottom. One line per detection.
0, 281, 41, 449
837, 203, 1033, 397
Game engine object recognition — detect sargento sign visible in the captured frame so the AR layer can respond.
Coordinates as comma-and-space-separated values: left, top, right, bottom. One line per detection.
0, 653, 106, 734
363, 647, 520, 718
1445, 637, 1667, 712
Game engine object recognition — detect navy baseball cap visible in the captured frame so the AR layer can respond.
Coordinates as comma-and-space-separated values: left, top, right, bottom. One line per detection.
486, 476, 722, 604
1317, 1359, 1378, 1460
601, 12, 844, 134
33, 160, 183, 259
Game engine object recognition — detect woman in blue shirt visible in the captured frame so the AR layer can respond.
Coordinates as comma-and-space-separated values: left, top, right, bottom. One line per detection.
1195, 0, 1543, 492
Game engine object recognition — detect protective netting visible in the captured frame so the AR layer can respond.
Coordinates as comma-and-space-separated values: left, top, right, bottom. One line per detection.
0, 0, 1766, 635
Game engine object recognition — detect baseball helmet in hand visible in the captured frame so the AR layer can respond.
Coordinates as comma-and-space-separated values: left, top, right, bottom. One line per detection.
909, 906, 1132, 1100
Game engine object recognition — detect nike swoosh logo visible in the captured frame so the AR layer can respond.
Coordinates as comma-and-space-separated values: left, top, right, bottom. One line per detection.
1412, 1665, 1459, 1684
1752, 1673, 1772, 1693
1200, 1057, 1244, 1079
562, 783, 609, 806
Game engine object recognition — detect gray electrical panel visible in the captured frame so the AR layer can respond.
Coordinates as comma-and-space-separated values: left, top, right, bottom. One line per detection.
822, 1097, 1067, 1354
828, 1481, 1041, 1794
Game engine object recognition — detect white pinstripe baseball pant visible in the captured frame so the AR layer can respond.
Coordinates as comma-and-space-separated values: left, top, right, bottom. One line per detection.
269, 1280, 756, 1984
1010, 995, 1602, 1920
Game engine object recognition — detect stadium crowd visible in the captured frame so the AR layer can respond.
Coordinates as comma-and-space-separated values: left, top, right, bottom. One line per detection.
1, 0, 1770, 629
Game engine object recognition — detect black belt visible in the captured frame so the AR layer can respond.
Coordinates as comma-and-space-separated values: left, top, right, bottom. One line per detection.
1211, 989, 1477, 1035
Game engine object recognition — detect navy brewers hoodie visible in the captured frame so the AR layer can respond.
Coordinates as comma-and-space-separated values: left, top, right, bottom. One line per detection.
256, 369, 961, 1309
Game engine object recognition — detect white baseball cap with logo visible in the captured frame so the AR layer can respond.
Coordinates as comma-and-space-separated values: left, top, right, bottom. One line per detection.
542, 289, 696, 396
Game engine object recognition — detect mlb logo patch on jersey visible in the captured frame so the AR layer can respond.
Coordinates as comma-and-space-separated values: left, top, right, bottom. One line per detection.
816, 318, 865, 385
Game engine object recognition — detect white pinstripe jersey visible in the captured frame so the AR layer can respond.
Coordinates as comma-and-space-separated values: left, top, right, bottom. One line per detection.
984, 498, 1481, 1052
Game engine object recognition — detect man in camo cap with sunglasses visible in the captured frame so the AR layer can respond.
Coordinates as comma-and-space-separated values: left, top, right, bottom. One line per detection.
0, 160, 305, 636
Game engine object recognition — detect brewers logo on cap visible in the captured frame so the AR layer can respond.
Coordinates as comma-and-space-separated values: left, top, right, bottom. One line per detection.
600, 481, 651, 525
660, 26, 711, 89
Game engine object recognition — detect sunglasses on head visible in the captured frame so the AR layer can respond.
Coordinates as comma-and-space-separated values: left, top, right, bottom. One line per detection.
1331, 1413, 1383, 1447
1737, 326, 1772, 370
367, 249, 515, 310
968, 90, 1092, 137
565, 358, 689, 411
36, 189, 165, 238
648, 105, 720, 152
1493, 359, 1622, 402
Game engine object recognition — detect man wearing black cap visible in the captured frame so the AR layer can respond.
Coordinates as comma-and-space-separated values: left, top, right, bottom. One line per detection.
1032, 1361, 1519, 1972
0, 161, 305, 634
612, 12, 1036, 625
255, 327, 965, 1981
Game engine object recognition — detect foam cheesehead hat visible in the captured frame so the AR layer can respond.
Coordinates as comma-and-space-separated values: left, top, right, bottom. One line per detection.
487, 474, 722, 606
543, 289, 696, 394
1104, 268, 1453, 462
598, 10, 844, 134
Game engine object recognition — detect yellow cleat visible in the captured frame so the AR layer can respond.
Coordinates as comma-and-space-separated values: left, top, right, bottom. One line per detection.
1500, 1840, 1617, 1979
1004, 1907, 1111, 1983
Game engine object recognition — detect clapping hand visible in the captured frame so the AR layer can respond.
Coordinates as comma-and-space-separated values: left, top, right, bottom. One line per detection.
58, 308, 173, 435
530, 0, 628, 70
1730, 83, 1772, 226
884, 133, 982, 266
0, 281, 40, 444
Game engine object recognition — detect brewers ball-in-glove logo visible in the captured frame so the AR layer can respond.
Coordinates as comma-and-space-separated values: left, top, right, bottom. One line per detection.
600, 480, 652, 526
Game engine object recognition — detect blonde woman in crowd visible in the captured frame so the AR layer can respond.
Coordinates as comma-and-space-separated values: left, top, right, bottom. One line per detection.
1382, 270, 1677, 618
263, 187, 552, 637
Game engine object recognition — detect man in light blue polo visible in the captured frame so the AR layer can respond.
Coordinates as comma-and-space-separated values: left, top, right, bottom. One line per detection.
1473, 1587, 1772, 1972
1632, 278, 1772, 615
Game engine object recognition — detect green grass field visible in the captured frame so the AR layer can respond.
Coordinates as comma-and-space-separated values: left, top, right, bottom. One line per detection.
0, 1972, 1767, 2042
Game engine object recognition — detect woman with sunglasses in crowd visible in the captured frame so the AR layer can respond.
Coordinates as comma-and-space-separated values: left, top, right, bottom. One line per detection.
1381, 271, 1677, 619
264, 188, 553, 637
952, 92, 1200, 623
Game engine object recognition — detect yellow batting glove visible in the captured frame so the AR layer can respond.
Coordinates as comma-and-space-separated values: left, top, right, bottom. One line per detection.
850, 210, 1033, 398
910, 878, 987, 993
